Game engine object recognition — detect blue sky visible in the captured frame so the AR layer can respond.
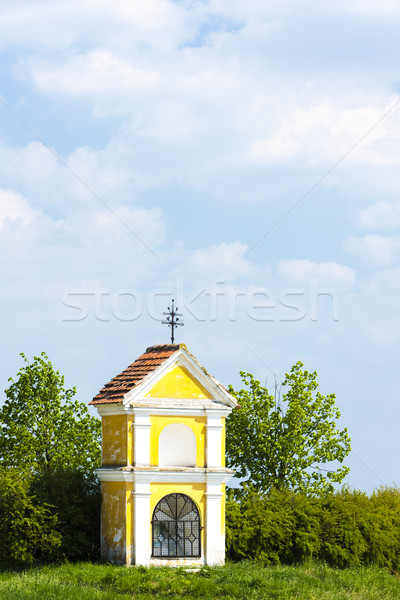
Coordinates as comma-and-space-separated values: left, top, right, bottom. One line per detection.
1, 0, 400, 491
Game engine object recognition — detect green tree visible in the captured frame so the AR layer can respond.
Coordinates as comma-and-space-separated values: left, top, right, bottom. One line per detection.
0, 352, 101, 475
226, 361, 351, 495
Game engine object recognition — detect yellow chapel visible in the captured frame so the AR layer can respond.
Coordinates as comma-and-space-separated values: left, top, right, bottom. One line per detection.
90, 343, 238, 566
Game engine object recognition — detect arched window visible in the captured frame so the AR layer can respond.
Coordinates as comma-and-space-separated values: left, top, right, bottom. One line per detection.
152, 493, 201, 558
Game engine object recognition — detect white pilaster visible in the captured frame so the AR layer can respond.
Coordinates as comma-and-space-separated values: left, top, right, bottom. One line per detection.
206, 411, 223, 468
133, 411, 151, 466
205, 479, 224, 565
133, 481, 151, 565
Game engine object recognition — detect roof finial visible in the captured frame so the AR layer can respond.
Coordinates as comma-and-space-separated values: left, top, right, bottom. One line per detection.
162, 299, 184, 344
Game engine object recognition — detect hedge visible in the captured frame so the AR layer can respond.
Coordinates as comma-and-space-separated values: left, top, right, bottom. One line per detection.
226, 486, 400, 569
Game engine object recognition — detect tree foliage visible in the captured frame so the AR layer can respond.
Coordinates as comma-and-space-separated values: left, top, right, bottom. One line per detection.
0, 352, 101, 475
0, 353, 102, 564
0, 466, 60, 567
226, 486, 400, 569
226, 362, 351, 495
31, 469, 101, 561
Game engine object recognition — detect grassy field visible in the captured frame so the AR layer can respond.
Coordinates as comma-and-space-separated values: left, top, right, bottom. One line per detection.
0, 561, 399, 600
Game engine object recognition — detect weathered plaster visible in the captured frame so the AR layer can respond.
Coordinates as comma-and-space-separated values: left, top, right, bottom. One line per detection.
101, 481, 127, 563
102, 415, 128, 465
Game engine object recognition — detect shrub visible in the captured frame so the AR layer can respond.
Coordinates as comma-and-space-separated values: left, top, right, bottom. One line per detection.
226, 488, 296, 564
0, 466, 60, 567
363, 487, 400, 569
226, 486, 400, 569
318, 489, 369, 567
31, 468, 101, 561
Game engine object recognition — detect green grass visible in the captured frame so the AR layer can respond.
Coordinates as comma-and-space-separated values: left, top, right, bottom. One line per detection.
0, 561, 399, 600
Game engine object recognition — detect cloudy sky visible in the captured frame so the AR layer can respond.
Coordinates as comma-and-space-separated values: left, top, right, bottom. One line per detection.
1, 0, 400, 491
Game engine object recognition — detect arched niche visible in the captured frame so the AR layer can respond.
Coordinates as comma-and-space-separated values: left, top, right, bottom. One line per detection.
158, 423, 196, 467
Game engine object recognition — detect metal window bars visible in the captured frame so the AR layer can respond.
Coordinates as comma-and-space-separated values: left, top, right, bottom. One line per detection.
152, 493, 201, 558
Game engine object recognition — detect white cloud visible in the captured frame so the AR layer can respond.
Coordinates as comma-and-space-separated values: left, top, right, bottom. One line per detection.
277, 259, 356, 290
58, 204, 165, 254
0, 139, 146, 212
250, 99, 400, 168
0, 0, 192, 51
0, 189, 40, 228
0, 141, 168, 307
6, 0, 400, 208
179, 241, 255, 284
17, 54, 400, 205
24, 51, 160, 98
0, 142, 61, 209
324, 0, 400, 15
345, 235, 400, 266
355, 201, 400, 231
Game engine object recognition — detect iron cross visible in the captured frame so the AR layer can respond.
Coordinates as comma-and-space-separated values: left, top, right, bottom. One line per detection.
162, 299, 184, 344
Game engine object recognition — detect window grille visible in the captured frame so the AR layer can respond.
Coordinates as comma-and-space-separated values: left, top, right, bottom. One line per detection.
152, 493, 201, 558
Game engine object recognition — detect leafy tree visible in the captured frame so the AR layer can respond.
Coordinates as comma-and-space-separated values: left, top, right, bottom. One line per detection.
0, 466, 60, 567
0, 353, 102, 564
226, 361, 351, 495
0, 352, 101, 475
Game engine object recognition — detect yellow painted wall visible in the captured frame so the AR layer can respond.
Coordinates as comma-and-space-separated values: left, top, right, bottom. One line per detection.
145, 365, 213, 399
101, 481, 127, 563
127, 414, 134, 465
125, 481, 134, 564
102, 415, 128, 465
150, 415, 206, 467
150, 482, 206, 553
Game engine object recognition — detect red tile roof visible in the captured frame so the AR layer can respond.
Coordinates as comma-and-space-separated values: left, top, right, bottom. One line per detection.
90, 344, 180, 405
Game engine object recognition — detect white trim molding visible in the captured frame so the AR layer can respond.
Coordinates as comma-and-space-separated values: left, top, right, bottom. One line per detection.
133, 412, 151, 466
206, 412, 223, 469
96, 467, 234, 485
205, 480, 225, 565
97, 405, 232, 418
133, 481, 151, 566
